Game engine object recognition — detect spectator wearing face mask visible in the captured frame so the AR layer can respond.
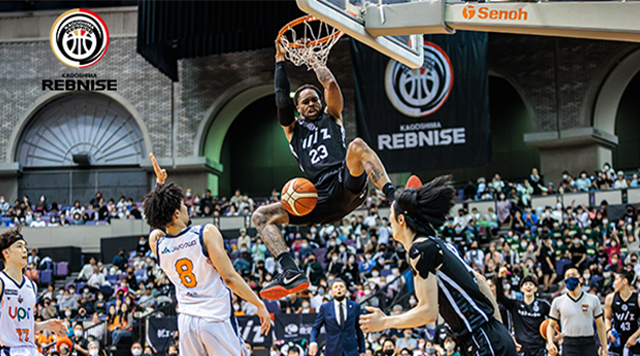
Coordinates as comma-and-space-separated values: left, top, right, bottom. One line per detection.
395, 329, 417, 353
442, 336, 460, 356
70, 323, 89, 356
464, 241, 485, 270
129, 342, 143, 356
378, 339, 397, 356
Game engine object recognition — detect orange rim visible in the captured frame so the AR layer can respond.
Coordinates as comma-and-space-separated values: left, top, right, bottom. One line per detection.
278, 15, 342, 49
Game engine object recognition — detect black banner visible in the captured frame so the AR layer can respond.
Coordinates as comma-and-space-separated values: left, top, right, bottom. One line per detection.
273, 313, 325, 345
146, 314, 322, 352
351, 32, 490, 173
146, 317, 178, 354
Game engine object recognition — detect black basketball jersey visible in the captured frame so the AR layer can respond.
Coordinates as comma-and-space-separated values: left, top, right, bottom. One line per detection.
409, 236, 495, 337
289, 113, 346, 183
611, 291, 640, 348
496, 286, 550, 347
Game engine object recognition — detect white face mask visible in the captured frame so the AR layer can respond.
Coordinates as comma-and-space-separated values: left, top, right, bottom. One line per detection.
604, 272, 611, 278
584, 273, 591, 279
302, 243, 309, 249
89, 349, 99, 356
372, 271, 379, 277
132, 349, 142, 356
445, 343, 455, 352
332, 256, 339, 262
339, 247, 346, 253
349, 258, 355, 264
65, 311, 72, 317
409, 299, 417, 306
74, 330, 83, 338
364, 290, 371, 296
392, 268, 400, 276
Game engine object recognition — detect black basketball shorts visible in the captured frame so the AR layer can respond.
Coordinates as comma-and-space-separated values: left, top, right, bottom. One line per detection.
287, 162, 368, 226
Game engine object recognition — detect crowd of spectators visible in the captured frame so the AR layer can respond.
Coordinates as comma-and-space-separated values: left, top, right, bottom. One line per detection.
462, 163, 640, 202
22, 162, 640, 356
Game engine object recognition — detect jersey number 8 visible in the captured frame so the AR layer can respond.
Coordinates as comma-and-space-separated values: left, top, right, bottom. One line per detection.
175, 258, 197, 288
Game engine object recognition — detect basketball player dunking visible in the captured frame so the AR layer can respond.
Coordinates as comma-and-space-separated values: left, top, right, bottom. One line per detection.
604, 269, 640, 356
253, 41, 397, 301
359, 176, 517, 356
0, 227, 66, 356
144, 154, 270, 356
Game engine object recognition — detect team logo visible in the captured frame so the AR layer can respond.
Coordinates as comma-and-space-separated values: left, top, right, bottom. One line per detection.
582, 304, 590, 313
533, 304, 540, 312
284, 323, 299, 337
385, 41, 453, 117
623, 304, 629, 311
50, 9, 109, 68
162, 247, 171, 255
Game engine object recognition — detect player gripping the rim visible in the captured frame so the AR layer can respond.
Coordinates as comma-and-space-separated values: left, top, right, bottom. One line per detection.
252, 40, 398, 301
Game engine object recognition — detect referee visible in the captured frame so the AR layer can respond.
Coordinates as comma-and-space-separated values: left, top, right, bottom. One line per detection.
547, 266, 608, 356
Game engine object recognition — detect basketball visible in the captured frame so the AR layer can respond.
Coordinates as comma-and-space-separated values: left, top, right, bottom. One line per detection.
281, 177, 318, 216
539, 319, 560, 340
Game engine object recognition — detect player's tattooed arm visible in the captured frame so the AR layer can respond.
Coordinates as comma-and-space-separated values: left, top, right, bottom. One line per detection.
364, 161, 384, 185
315, 66, 343, 121
252, 203, 290, 256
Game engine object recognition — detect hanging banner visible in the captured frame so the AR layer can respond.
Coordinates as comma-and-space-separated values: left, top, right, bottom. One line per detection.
274, 313, 325, 345
351, 32, 490, 172
146, 317, 178, 354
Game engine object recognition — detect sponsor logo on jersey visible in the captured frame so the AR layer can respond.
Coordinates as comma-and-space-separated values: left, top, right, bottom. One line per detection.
161, 239, 197, 255
462, 5, 528, 22
8, 306, 31, 321
5, 289, 18, 296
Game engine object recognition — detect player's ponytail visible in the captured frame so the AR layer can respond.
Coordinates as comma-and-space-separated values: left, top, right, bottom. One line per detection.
394, 175, 455, 237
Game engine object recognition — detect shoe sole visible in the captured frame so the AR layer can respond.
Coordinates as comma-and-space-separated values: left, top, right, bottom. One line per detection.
259, 281, 310, 300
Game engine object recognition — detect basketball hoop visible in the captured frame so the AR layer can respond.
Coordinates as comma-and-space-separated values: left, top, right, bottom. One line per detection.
278, 15, 344, 71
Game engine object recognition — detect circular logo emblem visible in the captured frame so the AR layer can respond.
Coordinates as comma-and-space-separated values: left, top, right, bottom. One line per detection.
533, 304, 540, 312
50, 9, 109, 68
385, 41, 453, 117
623, 304, 629, 311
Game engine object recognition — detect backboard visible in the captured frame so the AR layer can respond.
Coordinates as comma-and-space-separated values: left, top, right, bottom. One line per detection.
296, 0, 425, 68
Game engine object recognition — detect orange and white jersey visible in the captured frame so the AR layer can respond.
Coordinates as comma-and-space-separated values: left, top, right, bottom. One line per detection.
0, 271, 37, 349
156, 225, 233, 322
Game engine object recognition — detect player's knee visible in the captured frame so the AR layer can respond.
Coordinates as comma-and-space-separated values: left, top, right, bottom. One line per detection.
348, 137, 369, 158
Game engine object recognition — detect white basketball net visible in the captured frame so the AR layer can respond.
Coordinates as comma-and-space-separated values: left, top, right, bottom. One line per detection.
280, 18, 344, 71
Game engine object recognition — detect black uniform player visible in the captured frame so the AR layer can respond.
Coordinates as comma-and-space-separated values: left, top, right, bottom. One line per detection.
360, 176, 517, 356
605, 270, 640, 356
497, 271, 551, 356
254, 41, 397, 300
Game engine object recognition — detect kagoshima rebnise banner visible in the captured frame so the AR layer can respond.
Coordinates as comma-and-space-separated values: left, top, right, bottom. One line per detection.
351, 32, 490, 173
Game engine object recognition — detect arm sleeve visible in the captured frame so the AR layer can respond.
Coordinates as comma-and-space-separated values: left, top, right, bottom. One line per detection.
275, 61, 295, 127
409, 239, 443, 280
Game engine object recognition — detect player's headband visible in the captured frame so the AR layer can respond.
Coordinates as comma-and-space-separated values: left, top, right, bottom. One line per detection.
0, 233, 25, 253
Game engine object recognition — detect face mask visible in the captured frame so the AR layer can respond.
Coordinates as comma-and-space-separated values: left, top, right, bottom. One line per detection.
348, 257, 355, 264
562, 174, 568, 180
186, 192, 192, 197
557, 241, 563, 247
89, 350, 99, 356
364, 290, 371, 296
384, 350, 394, 356
588, 241, 594, 246
65, 311, 72, 317
605, 165, 610, 171
604, 219, 609, 225
302, 243, 309, 249
584, 273, 591, 279
40, 197, 45, 202
409, 299, 417, 306
332, 256, 339, 262
565, 277, 581, 291
334, 294, 346, 302
74, 330, 83, 338
303, 303, 310, 309
454, 227, 462, 234
628, 225, 634, 231
372, 271, 379, 277
504, 283, 511, 291
426, 346, 436, 354
521, 242, 527, 249
271, 353, 280, 356
69, 289, 75, 294
132, 350, 142, 356
404, 333, 411, 339
574, 239, 580, 245
365, 255, 371, 260
557, 204, 563, 210
445, 343, 455, 352
339, 247, 346, 253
